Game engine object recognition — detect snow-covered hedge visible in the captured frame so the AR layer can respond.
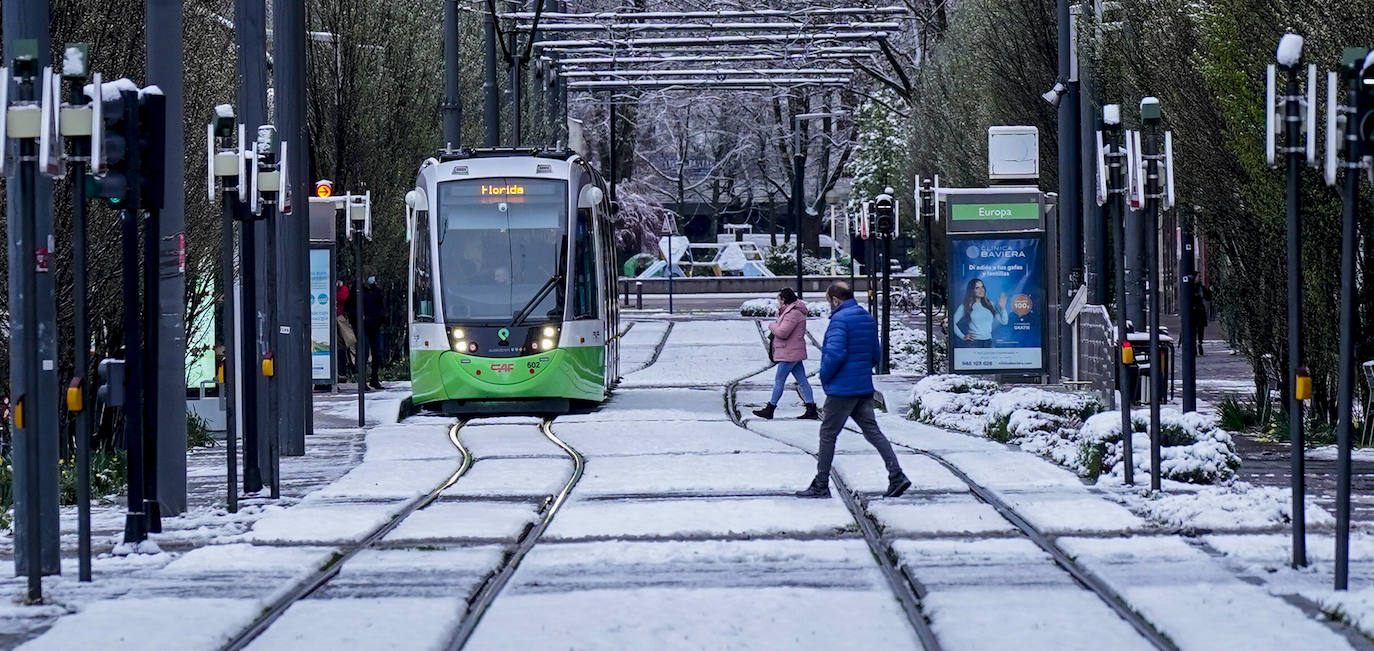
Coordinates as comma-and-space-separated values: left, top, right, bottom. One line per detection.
907, 375, 999, 432
888, 325, 947, 376
907, 375, 1239, 485
762, 242, 836, 276
1080, 409, 1241, 484
739, 298, 825, 317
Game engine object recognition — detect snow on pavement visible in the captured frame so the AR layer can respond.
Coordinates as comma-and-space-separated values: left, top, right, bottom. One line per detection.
8, 317, 1371, 650
466, 587, 920, 650
18, 598, 262, 650
245, 597, 467, 651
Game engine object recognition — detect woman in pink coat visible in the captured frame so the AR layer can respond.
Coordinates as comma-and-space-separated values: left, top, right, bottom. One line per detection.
753, 288, 819, 420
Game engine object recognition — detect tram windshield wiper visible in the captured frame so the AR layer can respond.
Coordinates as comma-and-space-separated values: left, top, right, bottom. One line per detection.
509, 235, 567, 329
509, 274, 561, 329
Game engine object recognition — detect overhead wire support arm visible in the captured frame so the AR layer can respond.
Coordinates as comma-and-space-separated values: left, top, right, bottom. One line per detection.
533, 32, 893, 52
512, 21, 904, 33
555, 50, 877, 66
565, 78, 852, 90
498, 7, 911, 21
560, 68, 856, 78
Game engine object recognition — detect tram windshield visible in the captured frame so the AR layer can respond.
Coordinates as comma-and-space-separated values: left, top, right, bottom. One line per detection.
436, 177, 567, 323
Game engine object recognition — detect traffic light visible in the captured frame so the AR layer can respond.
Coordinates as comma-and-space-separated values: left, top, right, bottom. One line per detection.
314, 179, 335, 198
1359, 50, 1374, 146
136, 90, 166, 210
96, 359, 125, 408
874, 193, 895, 235
88, 88, 138, 207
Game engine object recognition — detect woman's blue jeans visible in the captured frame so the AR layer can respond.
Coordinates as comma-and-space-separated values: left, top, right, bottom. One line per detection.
769, 360, 815, 405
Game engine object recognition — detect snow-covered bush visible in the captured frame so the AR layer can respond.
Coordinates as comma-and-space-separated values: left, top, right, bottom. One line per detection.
984, 387, 1104, 443
888, 325, 947, 375
763, 242, 836, 276
1079, 409, 1241, 484
907, 375, 999, 432
739, 298, 825, 318
908, 376, 1237, 485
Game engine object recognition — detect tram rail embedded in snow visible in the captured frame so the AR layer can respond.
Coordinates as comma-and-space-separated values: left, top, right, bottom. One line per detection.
405, 148, 620, 415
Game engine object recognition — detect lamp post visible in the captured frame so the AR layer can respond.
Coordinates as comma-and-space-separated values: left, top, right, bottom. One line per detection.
792, 110, 846, 298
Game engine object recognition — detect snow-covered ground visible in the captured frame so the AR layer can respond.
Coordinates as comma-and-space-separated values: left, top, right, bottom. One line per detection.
4, 316, 1370, 649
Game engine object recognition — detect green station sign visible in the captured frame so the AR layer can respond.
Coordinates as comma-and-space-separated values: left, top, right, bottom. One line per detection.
950, 202, 1040, 222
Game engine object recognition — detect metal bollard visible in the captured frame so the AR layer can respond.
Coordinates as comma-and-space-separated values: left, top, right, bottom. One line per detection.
623, 280, 630, 306
636, 281, 643, 310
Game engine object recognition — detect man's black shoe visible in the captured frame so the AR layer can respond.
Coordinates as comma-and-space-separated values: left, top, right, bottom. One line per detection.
795, 480, 830, 498
752, 403, 776, 420
798, 403, 820, 420
885, 474, 912, 498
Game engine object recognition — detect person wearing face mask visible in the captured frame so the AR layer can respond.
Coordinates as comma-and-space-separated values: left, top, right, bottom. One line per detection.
346, 266, 388, 390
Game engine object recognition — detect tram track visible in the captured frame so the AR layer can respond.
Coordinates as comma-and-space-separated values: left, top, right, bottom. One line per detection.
635, 320, 674, 373
897, 444, 1178, 650
446, 418, 585, 649
726, 377, 1179, 651
220, 422, 475, 651
724, 375, 941, 650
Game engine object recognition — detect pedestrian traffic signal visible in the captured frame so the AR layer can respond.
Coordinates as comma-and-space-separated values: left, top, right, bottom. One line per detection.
96, 359, 125, 408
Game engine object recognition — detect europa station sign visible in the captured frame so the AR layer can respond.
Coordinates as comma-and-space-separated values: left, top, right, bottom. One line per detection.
943, 189, 1051, 376
945, 192, 1043, 233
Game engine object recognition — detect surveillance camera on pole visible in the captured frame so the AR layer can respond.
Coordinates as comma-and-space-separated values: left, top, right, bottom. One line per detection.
1042, 81, 1067, 107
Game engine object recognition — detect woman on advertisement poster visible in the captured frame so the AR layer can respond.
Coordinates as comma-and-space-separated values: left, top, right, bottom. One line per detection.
951, 278, 1008, 348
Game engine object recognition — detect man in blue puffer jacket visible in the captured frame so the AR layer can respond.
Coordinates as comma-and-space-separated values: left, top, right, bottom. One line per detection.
796, 282, 911, 498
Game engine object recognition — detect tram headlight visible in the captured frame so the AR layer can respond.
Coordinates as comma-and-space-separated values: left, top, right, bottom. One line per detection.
452, 340, 467, 353
540, 338, 555, 350
450, 328, 465, 341
542, 326, 556, 337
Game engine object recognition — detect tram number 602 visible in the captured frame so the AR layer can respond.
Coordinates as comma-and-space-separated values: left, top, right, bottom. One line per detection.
527, 361, 541, 371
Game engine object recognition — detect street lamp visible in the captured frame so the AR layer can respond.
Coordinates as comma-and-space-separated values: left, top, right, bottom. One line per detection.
792, 110, 846, 299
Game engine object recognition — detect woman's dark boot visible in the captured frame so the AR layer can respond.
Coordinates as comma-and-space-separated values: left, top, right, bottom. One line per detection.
798, 403, 820, 420
752, 403, 776, 420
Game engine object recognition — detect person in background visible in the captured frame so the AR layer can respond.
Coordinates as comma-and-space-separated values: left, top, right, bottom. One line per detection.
1192, 282, 1212, 356
796, 282, 910, 499
753, 288, 819, 420
335, 280, 357, 374
345, 269, 386, 391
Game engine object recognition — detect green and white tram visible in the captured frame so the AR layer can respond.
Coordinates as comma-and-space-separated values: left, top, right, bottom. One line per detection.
404, 149, 620, 414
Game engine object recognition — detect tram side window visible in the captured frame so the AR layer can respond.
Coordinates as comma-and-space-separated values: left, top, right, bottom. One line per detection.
413, 209, 435, 320
572, 207, 598, 319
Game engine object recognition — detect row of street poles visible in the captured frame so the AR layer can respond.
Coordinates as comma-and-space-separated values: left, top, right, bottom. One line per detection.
3, 41, 176, 599
1265, 36, 1374, 587
1092, 99, 1176, 492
